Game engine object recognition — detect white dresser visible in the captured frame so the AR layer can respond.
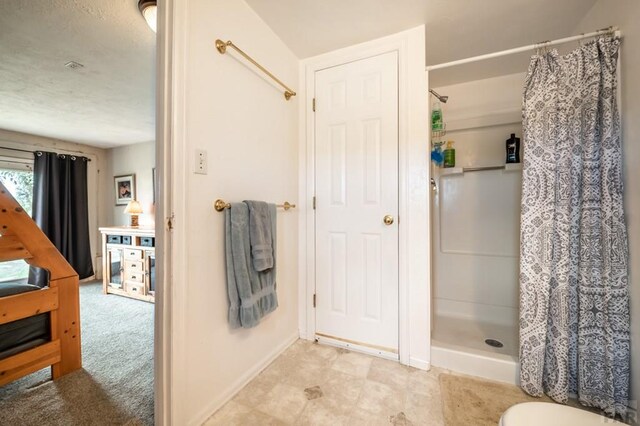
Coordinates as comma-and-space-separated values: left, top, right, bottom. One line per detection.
100, 226, 155, 303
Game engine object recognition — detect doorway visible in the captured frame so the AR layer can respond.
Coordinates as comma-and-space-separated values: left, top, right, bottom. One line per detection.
314, 52, 400, 359
0, 1, 159, 424
300, 27, 430, 369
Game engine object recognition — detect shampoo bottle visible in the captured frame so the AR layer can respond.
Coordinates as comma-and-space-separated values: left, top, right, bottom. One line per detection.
506, 133, 521, 163
443, 141, 455, 168
431, 101, 443, 131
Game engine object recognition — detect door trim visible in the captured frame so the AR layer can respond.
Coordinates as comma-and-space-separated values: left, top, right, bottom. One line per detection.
298, 26, 431, 369
155, 0, 171, 424
156, 0, 190, 424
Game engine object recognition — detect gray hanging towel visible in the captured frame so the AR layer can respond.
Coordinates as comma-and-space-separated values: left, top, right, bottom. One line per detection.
225, 202, 278, 328
244, 200, 275, 271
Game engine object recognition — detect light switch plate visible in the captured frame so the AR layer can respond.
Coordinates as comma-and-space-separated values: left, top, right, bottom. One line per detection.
194, 149, 207, 174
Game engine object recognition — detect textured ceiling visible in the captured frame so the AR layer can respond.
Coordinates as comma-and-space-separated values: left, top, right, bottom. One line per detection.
246, 0, 599, 85
0, 0, 155, 148
1, 0, 601, 147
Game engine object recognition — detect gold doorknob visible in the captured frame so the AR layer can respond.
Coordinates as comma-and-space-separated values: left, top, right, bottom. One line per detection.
383, 215, 394, 225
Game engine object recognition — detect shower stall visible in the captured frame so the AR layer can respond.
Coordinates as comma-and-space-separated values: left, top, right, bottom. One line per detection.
426, 26, 623, 385
428, 70, 524, 383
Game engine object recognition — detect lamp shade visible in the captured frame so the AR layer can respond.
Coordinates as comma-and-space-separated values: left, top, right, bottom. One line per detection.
124, 200, 143, 215
138, 0, 157, 33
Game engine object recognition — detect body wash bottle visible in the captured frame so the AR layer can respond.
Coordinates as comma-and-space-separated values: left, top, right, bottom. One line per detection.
505, 133, 521, 163
443, 141, 455, 168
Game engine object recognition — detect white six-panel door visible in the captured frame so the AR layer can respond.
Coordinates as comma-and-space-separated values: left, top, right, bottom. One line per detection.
314, 51, 399, 356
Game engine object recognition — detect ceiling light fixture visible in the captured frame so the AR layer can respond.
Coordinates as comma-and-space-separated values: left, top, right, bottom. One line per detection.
138, 0, 157, 33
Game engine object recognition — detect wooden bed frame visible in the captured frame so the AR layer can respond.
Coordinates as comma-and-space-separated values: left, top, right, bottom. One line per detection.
0, 181, 81, 386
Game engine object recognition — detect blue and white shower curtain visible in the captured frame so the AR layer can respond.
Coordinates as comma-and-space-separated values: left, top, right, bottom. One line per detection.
519, 36, 630, 417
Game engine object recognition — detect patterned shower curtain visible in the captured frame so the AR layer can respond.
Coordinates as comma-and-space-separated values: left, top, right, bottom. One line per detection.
519, 36, 630, 417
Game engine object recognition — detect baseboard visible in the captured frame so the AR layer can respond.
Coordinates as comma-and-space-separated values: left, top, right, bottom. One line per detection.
189, 332, 299, 426
298, 328, 309, 340
409, 357, 430, 371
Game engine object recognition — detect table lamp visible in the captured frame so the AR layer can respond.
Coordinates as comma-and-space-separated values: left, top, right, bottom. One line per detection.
124, 200, 143, 227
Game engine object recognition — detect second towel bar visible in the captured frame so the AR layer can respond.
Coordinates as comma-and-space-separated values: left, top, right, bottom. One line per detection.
214, 199, 296, 212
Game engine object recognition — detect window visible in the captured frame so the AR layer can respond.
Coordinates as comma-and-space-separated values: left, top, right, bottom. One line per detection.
0, 169, 33, 214
0, 151, 34, 283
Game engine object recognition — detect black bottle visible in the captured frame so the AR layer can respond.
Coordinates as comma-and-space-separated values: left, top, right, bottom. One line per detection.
506, 133, 520, 163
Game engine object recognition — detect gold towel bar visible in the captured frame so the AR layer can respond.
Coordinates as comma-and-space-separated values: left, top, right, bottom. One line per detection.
214, 199, 296, 212
215, 39, 297, 101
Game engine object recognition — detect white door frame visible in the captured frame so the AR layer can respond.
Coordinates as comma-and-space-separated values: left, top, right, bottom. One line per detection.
298, 26, 431, 369
155, 0, 170, 423
155, 0, 188, 424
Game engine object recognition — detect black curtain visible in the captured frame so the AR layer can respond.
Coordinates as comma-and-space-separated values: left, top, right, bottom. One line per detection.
29, 151, 94, 287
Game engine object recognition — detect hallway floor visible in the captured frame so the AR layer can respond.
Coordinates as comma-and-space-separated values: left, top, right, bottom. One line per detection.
205, 339, 446, 425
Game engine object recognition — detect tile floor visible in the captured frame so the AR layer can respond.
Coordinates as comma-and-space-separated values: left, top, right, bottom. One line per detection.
204, 339, 448, 425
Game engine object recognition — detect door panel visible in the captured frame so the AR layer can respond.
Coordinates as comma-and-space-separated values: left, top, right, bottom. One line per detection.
329, 232, 347, 314
315, 51, 399, 354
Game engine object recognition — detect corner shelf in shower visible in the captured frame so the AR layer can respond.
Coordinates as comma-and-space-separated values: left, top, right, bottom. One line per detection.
438, 167, 464, 176
437, 163, 522, 176
504, 163, 522, 172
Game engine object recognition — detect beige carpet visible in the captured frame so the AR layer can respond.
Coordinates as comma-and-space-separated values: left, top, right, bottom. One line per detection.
0, 281, 154, 425
440, 374, 551, 426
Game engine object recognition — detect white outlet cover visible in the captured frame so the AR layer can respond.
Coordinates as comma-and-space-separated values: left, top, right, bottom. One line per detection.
194, 149, 207, 174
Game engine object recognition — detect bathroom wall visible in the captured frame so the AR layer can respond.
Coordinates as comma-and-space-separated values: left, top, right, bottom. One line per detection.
432, 72, 525, 325
105, 141, 156, 227
574, 0, 640, 405
169, 0, 299, 424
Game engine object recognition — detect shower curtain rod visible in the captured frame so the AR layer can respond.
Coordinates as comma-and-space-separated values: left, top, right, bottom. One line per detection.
426, 27, 621, 71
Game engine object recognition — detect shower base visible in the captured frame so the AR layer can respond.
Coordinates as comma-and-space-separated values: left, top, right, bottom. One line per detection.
431, 314, 519, 384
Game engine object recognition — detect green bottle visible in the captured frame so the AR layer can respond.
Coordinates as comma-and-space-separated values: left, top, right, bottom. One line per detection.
443, 141, 455, 168
431, 101, 443, 131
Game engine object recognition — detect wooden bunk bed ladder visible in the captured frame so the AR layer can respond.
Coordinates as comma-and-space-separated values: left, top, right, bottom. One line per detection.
0, 181, 82, 386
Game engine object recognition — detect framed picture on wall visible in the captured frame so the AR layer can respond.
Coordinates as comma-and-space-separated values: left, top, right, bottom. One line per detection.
114, 174, 136, 205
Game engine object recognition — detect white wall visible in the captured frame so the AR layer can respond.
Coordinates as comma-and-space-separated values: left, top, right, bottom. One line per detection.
0, 128, 108, 279
170, 1, 299, 424
105, 141, 156, 227
573, 0, 640, 405
431, 73, 525, 325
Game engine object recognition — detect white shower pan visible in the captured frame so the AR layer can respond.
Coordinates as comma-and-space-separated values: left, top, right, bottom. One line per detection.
431, 314, 519, 384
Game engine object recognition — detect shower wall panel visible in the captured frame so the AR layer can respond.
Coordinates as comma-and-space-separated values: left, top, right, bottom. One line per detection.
432, 73, 526, 326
